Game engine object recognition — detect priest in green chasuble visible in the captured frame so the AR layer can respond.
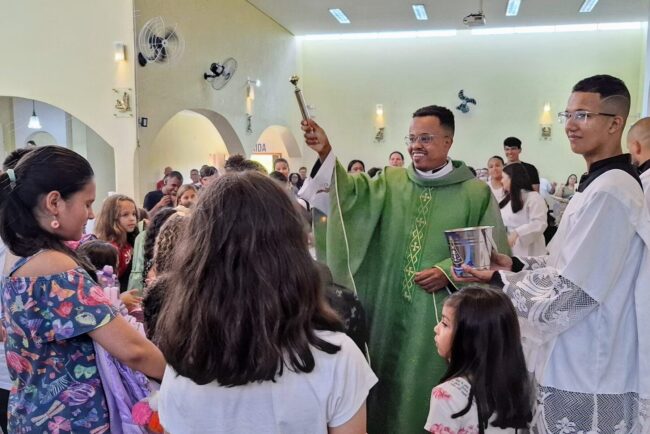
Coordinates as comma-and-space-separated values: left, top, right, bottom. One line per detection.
299, 105, 509, 434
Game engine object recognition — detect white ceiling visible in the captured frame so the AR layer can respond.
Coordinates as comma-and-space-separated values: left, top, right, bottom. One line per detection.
246, 0, 650, 35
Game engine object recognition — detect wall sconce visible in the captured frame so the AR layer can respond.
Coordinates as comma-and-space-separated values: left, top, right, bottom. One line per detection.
114, 42, 126, 62
28, 100, 42, 129
245, 79, 260, 134
375, 104, 385, 142
540, 102, 552, 140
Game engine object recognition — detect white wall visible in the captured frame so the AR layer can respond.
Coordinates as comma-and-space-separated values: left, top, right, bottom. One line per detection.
135, 0, 302, 199
301, 28, 646, 181
0, 0, 136, 194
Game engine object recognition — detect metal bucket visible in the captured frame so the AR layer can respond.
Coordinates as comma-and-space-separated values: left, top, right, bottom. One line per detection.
444, 226, 495, 277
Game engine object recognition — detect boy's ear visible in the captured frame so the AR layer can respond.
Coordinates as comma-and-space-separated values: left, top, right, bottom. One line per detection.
629, 139, 642, 157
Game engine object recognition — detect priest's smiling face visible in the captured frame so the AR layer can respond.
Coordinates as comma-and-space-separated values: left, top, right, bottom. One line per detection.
408, 116, 453, 172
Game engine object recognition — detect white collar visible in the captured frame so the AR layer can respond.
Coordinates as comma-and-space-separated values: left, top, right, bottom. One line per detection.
414, 160, 453, 179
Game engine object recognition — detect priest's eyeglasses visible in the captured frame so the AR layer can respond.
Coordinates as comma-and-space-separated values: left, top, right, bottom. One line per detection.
405, 134, 447, 146
557, 111, 616, 124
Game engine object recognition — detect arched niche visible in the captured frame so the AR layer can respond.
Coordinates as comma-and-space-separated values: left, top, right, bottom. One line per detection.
25, 131, 57, 146
253, 125, 302, 173
148, 109, 244, 183
0, 96, 116, 201
256, 125, 301, 158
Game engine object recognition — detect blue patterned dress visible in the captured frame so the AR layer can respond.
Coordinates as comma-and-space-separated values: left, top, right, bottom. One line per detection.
1, 257, 116, 433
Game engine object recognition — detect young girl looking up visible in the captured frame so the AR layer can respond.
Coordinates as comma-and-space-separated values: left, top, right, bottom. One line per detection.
426, 287, 531, 434
156, 171, 377, 434
0, 146, 164, 432
95, 194, 139, 291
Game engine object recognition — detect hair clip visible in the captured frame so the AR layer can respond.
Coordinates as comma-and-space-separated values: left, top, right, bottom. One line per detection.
6, 168, 16, 190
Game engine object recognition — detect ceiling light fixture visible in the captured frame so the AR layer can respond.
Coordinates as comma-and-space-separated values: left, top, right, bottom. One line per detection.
28, 100, 41, 129
412, 5, 428, 20
506, 0, 521, 16
329, 8, 351, 24
579, 0, 598, 13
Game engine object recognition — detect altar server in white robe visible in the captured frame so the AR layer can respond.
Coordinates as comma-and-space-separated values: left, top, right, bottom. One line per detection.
457, 74, 650, 434
627, 117, 650, 210
499, 162, 548, 256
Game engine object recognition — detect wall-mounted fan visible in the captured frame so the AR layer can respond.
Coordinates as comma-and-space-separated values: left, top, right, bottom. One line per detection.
137, 16, 185, 67
203, 58, 238, 90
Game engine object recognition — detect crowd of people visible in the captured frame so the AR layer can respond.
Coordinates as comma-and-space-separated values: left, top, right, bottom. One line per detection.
0, 73, 648, 434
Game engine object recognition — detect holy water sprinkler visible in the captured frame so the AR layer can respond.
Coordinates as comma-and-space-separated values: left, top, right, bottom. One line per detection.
290, 75, 310, 121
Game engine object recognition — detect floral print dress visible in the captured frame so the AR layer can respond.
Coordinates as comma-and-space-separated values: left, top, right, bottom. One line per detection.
425, 377, 518, 434
1, 257, 116, 433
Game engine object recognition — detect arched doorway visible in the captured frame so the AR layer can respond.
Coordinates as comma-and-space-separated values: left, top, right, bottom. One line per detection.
0, 96, 116, 201
145, 109, 244, 192
253, 125, 302, 174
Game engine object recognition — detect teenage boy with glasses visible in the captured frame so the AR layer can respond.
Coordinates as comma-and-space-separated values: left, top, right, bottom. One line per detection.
459, 74, 650, 433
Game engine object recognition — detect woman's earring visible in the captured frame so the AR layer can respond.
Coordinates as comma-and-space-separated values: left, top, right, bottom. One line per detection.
51, 218, 60, 229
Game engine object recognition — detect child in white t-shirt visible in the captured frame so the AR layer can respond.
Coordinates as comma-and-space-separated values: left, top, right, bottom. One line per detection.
426, 287, 532, 434
155, 172, 377, 434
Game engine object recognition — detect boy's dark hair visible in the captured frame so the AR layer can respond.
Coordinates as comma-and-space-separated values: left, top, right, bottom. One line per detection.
441, 287, 532, 432
78, 240, 119, 271
167, 171, 184, 183
0, 146, 96, 275
367, 167, 382, 178
572, 74, 631, 118
413, 105, 455, 136
2, 148, 33, 171
499, 163, 533, 213
389, 151, 404, 160
199, 165, 218, 178
269, 170, 288, 183
224, 155, 259, 173
503, 137, 522, 149
274, 157, 288, 166
156, 171, 343, 386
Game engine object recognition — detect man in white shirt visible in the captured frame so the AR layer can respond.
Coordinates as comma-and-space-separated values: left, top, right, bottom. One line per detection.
460, 74, 650, 433
627, 117, 650, 210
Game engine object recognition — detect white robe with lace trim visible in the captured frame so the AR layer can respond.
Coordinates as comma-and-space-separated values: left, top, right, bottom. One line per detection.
498, 169, 650, 434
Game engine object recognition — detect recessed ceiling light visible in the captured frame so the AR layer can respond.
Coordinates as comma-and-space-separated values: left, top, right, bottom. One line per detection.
329, 8, 351, 24
579, 0, 599, 13
506, 0, 521, 16
412, 4, 428, 21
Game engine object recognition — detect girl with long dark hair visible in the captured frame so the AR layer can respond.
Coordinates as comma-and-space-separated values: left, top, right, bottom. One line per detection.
156, 171, 377, 434
499, 163, 548, 256
426, 287, 532, 433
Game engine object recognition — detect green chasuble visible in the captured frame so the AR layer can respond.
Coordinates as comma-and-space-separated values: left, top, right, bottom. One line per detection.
323, 160, 508, 434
